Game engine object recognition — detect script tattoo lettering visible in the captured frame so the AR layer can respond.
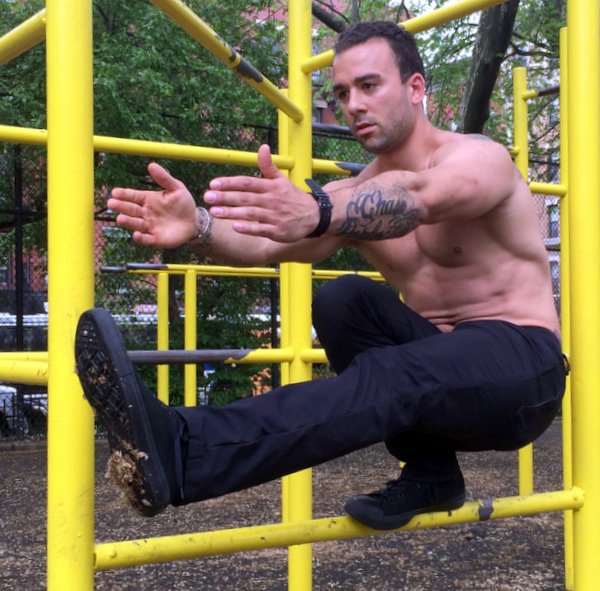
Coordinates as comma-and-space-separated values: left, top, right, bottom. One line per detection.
335, 182, 420, 240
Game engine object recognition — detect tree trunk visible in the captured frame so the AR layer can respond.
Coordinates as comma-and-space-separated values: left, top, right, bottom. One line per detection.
458, 0, 520, 133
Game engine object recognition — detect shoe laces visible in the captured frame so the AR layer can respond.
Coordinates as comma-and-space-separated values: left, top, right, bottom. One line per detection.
371, 477, 420, 500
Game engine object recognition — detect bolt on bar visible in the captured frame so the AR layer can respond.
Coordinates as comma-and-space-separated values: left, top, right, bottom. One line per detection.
150, 0, 303, 123
0, 9, 46, 65
302, 0, 510, 74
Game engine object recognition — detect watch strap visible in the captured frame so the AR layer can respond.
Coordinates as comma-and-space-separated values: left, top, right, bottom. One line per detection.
305, 179, 333, 238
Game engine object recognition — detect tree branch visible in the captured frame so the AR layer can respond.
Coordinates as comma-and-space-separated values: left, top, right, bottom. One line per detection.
311, 1, 348, 33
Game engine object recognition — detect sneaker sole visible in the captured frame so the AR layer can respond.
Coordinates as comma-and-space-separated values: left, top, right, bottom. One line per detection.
75, 308, 170, 517
344, 492, 466, 530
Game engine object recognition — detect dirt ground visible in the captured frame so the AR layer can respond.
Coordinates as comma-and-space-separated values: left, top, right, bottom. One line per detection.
0, 421, 567, 591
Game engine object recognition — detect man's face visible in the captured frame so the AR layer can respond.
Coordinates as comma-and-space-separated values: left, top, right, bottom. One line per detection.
332, 38, 418, 154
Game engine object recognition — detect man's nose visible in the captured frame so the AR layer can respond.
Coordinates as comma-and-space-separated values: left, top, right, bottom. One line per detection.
346, 90, 366, 115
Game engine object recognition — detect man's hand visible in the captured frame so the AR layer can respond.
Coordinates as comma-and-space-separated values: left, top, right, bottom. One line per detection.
204, 144, 320, 243
109, 163, 198, 248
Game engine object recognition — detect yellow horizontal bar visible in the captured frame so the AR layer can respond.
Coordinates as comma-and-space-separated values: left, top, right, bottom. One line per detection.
127, 264, 281, 278
529, 182, 567, 197
94, 135, 294, 169
523, 86, 560, 101
225, 348, 294, 365
0, 351, 48, 361
404, 0, 508, 34
313, 158, 352, 176
299, 348, 328, 364
523, 90, 539, 100
0, 360, 49, 385
313, 270, 384, 281
126, 263, 384, 282
95, 488, 583, 570
0, 125, 294, 170
150, 0, 303, 123
0, 9, 46, 65
302, 0, 509, 73
0, 124, 47, 145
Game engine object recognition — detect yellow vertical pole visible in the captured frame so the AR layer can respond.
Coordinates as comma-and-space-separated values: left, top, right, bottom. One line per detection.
278, 92, 292, 524
568, 0, 600, 588
157, 271, 170, 404
184, 269, 197, 406
558, 26, 574, 591
45, 1, 95, 589
286, 0, 313, 589
512, 66, 534, 496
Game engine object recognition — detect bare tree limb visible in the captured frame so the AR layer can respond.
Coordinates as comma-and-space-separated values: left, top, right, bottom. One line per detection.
458, 0, 520, 133
311, 1, 348, 33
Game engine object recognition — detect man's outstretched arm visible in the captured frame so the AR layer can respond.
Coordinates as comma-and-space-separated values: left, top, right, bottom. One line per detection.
108, 160, 341, 266
207, 139, 517, 242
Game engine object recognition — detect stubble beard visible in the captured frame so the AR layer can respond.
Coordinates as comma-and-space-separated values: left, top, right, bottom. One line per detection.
355, 112, 413, 155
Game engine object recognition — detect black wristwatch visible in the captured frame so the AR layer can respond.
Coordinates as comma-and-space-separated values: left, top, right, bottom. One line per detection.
305, 179, 333, 238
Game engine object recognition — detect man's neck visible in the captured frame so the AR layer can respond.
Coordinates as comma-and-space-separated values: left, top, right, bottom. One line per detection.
373, 119, 447, 173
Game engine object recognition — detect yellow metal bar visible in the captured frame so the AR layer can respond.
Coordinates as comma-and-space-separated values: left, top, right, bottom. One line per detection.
127, 263, 384, 282
45, 0, 95, 589
0, 360, 48, 385
512, 66, 534, 496
513, 67, 529, 181
302, 0, 509, 73
224, 348, 295, 364
0, 125, 295, 170
567, 0, 600, 587
0, 124, 47, 145
522, 89, 540, 101
299, 348, 328, 364
0, 9, 46, 65
529, 182, 567, 197
156, 272, 170, 404
184, 269, 197, 407
286, 0, 314, 588
312, 157, 360, 176
149, 0, 303, 123
94, 488, 583, 570
279, 91, 292, 524
559, 26, 574, 591
95, 135, 295, 169
0, 351, 48, 361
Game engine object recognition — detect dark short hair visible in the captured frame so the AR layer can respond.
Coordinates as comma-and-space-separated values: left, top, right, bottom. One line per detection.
335, 21, 425, 82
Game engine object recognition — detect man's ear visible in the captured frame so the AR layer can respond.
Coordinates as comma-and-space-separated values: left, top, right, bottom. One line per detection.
406, 72, 426, 105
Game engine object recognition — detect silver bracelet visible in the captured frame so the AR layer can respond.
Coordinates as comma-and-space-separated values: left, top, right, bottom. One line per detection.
193, 206, 213, 243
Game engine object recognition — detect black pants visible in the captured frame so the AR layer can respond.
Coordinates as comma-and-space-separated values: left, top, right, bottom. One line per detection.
176, 275, 566, 502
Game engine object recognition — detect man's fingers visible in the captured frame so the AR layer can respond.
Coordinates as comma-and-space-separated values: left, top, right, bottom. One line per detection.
107, 196, 142, 217
208, 203, 277, 224
257, 144, 282, 180
147, 162, 183, 192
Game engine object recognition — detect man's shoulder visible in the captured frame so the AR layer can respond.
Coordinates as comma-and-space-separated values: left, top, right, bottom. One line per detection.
432, 132, 512, 166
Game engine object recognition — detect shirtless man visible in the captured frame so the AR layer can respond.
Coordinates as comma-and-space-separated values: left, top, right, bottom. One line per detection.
75, 21, 566, 529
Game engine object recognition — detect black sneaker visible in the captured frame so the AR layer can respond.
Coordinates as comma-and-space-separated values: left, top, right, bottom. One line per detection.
344, 475, 466, 530
75, 308, 183, 517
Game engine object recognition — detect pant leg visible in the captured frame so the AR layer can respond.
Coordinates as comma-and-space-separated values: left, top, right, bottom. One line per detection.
313, 275, 459, 481
312, 275, 440, 373
175, 318, 566, 502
